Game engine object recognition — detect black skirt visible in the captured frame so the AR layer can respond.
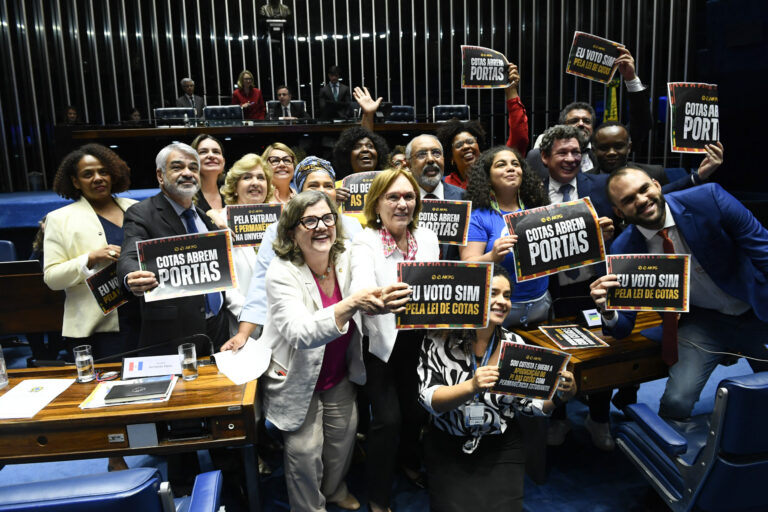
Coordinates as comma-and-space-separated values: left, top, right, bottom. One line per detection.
423, 419, 525, 512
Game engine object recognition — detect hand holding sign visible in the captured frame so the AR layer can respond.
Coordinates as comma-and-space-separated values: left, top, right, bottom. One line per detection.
589, 274, 620, 311
125, 269, 159, 296
696, 141, 724, 180
615, 47, 638, 81
491, 233, 518, 262
472, 365, 501, 393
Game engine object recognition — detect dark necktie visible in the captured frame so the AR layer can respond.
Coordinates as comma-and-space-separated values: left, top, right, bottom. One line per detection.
333, 84, 338, 101
559, 184, 573, 202
283, 106, 289, 117
424, 193, 437, 199
658, 227, 678, 366
181, 209, 222, 317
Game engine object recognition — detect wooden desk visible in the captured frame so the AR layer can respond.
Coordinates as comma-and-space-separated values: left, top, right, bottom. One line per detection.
514, 311, 668, 394
0, 272, 64, 334
0, 363, 257, 463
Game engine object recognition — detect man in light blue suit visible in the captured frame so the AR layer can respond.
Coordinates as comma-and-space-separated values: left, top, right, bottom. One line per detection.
591, 167, 768, 419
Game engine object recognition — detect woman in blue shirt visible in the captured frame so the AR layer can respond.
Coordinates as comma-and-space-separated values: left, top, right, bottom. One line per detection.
461, 146, 551, 327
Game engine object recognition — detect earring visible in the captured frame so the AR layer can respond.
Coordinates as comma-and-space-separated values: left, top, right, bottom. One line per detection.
234, 192, 238, 197
376, 213, 381, 224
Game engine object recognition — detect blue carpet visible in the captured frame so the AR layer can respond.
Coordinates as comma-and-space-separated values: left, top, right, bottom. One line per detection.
0, 343, 752, 511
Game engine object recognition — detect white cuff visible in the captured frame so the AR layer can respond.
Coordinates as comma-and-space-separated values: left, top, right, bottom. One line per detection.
624, 77, 645, 93
601, 310, 619, 328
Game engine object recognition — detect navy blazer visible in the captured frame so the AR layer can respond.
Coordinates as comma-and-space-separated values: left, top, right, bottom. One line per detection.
443, 182, 466, 201
605, 183, 768, 339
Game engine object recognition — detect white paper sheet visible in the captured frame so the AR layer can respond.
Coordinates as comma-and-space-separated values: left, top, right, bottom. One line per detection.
214, 337, 271, 385
0, 378, 75, 419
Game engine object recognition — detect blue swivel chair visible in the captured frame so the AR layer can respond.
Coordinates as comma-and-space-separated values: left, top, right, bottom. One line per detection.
615, 372, 768, 512
432, 104, 470, 122
386, 105, 416, 123
0, 241, 17, 262
0, 467, 222, 512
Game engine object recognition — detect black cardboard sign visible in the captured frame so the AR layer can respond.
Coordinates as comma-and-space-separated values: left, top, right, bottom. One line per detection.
668, 82, 719, 153
86, 262, 129, 315
538, 325, 609, 350
341, 171, 379, 214
491, 342, 570, 400
396, 261, 492, 329
565, 31, 624, 84
417, 200, 471, 245
461, 45, 510, 88
605, 254, 690, 312
503, 198, 605, 282
137, 230, 236, 302
226, 203, 283, 247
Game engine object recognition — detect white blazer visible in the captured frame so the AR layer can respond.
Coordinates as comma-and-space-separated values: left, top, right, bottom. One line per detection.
225, 246, 258, 321
257, 248, 364, 432
43, 196, 137, 338
350, 227, 440, 363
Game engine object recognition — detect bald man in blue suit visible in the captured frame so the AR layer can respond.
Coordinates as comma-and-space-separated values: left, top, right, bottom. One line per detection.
591, 168, 768, 419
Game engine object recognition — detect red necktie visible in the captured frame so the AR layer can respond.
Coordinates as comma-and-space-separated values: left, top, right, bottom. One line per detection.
658, 228, 678, 365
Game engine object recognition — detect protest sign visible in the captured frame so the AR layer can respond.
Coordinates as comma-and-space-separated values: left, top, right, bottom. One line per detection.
605, 254, 690, 312
538, 325, 609, 350
86, 262, 129, 315
418, 199, 471, 245
461, 45, 510, 88
226, 203, 283, 247
341, 171, 379, 214
504, 198, 605, 282
566, 31, 624, 84
492, 342, 570, 400
396, 261, 492, 329
137, 230, 236, 302
668, 82, 719, 153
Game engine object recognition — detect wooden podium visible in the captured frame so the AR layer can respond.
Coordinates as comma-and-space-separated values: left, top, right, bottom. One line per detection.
0, 269, 64, 334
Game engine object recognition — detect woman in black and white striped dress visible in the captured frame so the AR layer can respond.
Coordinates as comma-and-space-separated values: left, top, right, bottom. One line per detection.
417, 265, 577, 512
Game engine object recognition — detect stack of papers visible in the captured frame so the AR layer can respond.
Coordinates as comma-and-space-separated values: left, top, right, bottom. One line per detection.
80, 375, 178, 409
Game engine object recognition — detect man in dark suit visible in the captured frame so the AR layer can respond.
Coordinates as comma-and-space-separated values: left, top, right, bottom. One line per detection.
591, 168, 768, 419
588, 121, 724, 190
269, 85, 309, 120
318, 65, 351, 120
175, 78, 204, 118
118, 142, 228, 356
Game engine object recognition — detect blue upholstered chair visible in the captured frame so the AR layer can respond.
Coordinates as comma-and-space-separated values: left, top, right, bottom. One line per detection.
432, 104, 470, 122
615, 372, 768, 512
0, 240, 17, 262
386, 105, 416, 123
0, 467, 222, 512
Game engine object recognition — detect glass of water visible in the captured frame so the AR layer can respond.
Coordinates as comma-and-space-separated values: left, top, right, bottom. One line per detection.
0, 344, 8, 390
178, 343, 198, 381
73, 345, 95, 383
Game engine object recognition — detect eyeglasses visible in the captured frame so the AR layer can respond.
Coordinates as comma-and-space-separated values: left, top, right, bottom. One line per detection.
268, 156, 294, 166
413, 149, 443, 161
453, 137, 476, 149
297, 212, 337, 230
383, 192, 417, 204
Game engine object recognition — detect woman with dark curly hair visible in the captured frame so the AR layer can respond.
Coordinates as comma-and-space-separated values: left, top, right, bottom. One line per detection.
435, 119, 487, 189
460, 146, 552, 327
331, 125, 390, 179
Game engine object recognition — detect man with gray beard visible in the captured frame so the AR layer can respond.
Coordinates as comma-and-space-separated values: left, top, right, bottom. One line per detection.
118, 142, 229, 355
406, 134, 464, 200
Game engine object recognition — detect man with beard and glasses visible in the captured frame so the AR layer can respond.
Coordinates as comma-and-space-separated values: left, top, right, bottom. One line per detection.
590, 167, 768, 420
118, 142, 229, 356
406, 134, 464, 201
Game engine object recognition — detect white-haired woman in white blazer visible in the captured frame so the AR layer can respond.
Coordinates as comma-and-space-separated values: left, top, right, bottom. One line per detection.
350, 168, 440, 512
223, 190, 409, 512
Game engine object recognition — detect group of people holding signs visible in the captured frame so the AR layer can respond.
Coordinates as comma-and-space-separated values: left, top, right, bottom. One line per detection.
40, 26, 767, 512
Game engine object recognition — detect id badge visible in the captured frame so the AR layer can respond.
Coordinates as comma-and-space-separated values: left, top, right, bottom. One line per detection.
464, 404, 484, 427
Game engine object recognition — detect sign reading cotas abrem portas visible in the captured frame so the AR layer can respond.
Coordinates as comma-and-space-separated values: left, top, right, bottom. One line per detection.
418, 199, 471, 245
605, 254, 690, 312
491, 342, 570, 400
668, 82, 719, 153
565, 31, 624, 84
504, 198, 606, 282
86, 262, 129, 315
341, 171, 379, 214
461, 45, 510, 88
137, 230, 236, 302
396, 261, 492, 329
226, 203, 283, 247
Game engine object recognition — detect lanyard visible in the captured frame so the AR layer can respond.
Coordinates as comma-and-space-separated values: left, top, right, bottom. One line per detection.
470, 332, 496, 402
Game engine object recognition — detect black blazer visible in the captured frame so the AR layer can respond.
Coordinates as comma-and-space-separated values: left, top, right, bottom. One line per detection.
118, 193, 220, 354
269, 101, 309, 120
318, 82, 351, 119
